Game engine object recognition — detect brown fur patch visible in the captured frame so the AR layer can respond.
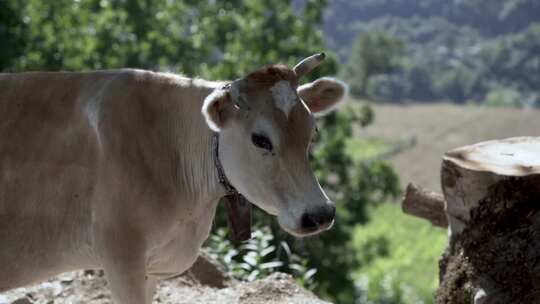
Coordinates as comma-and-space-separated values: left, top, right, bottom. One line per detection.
245, 64, 298, 89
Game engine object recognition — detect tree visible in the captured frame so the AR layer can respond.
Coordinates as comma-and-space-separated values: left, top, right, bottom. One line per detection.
1, 0, 335, 81
0, 0, 25, 70
343, 31, 405, 97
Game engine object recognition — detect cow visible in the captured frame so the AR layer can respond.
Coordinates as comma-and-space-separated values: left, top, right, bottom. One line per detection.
0, 53, 347, 303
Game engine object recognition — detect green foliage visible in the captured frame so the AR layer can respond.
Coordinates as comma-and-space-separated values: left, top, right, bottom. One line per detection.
206, 226, 317, 288
325, 0, 540, 56
1, 0, 335, 80
484, 86, 524, 107
342, 32, 405, 97
324, 1, 540, 105
355, 21, 540, 105
0, 1, 24, 70
346, 138, 393, 162
353, 203, 448, 304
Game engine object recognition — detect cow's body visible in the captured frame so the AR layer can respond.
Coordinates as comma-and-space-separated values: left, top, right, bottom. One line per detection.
0, 70, 224, 299
0, 54, 347, 303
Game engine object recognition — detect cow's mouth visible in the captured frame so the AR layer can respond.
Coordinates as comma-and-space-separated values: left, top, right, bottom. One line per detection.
277, 216, 334, 238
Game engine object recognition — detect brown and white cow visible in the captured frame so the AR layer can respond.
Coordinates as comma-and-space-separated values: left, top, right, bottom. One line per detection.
0, 53, 347, 303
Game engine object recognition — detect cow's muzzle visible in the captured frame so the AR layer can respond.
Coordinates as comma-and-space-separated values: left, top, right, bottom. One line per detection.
299, 203, 336, 234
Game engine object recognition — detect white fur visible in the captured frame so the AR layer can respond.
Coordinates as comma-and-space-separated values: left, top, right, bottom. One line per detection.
270, 80, 297, 118
202, 88, 228, 132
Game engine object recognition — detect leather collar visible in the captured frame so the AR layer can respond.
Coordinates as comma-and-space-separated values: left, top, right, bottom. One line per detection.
213, 134, 252, 241
213, 133, 237, 195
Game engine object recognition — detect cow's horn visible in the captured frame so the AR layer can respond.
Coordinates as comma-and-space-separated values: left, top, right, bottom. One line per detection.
293, 53, 326, 78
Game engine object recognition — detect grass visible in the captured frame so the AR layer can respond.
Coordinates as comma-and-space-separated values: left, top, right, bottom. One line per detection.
352, 202, 448, 303
361, 102, 540, 192
346, 138, 394, 162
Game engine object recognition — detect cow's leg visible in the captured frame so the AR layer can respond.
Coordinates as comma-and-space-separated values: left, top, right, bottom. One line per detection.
145, 275, 158, 304
102, 252, 148, 304
96, 227, 149, 304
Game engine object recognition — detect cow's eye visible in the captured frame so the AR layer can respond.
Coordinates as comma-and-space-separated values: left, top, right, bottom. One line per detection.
251, 133, 273, 151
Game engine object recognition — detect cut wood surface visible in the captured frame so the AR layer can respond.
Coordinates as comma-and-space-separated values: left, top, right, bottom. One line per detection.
444, 136, 540, 176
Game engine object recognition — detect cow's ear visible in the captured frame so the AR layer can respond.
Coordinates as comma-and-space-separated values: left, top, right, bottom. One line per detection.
202, 89, 234, 132
297, 77, 348, 116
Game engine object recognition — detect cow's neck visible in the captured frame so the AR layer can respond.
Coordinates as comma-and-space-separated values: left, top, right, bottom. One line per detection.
170, 80, 227, 209
213, 133, 237, 196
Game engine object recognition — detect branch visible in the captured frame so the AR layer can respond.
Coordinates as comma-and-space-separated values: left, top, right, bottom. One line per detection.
402, 183, 448, 228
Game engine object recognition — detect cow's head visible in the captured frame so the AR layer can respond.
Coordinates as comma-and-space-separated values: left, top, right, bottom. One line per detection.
202, 53, 347, 237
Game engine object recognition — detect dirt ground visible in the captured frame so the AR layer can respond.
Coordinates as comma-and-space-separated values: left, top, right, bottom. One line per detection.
0, 253, 328, 304
0, 270, 329, 304
361, 103, 540, 192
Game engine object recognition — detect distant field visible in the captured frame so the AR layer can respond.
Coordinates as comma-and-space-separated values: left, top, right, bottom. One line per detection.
359, 103, 540, 192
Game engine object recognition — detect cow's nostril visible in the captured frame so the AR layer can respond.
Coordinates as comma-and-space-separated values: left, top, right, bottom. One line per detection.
301, 213, 319, 230
300, 203, 336, 232
301, 204, 336, 231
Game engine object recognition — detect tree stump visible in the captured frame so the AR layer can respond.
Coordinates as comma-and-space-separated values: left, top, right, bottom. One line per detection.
436, 137, 540, 304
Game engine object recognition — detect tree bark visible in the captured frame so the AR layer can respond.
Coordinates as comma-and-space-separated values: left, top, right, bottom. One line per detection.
436, 137, 540, 304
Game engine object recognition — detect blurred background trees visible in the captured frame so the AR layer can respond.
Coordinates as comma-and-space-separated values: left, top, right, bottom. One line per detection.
341, 31, 405, 98
327, 0, 540, 106
3, 0, 539, 105
0, 0, 335, 80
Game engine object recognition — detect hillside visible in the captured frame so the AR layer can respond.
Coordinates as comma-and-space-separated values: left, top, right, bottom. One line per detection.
320, 0, 540, 104
323, 0, 540, 56
361, 103, 540, 192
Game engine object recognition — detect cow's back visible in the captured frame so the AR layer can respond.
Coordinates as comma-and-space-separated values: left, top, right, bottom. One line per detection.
0, 72, 110, 289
